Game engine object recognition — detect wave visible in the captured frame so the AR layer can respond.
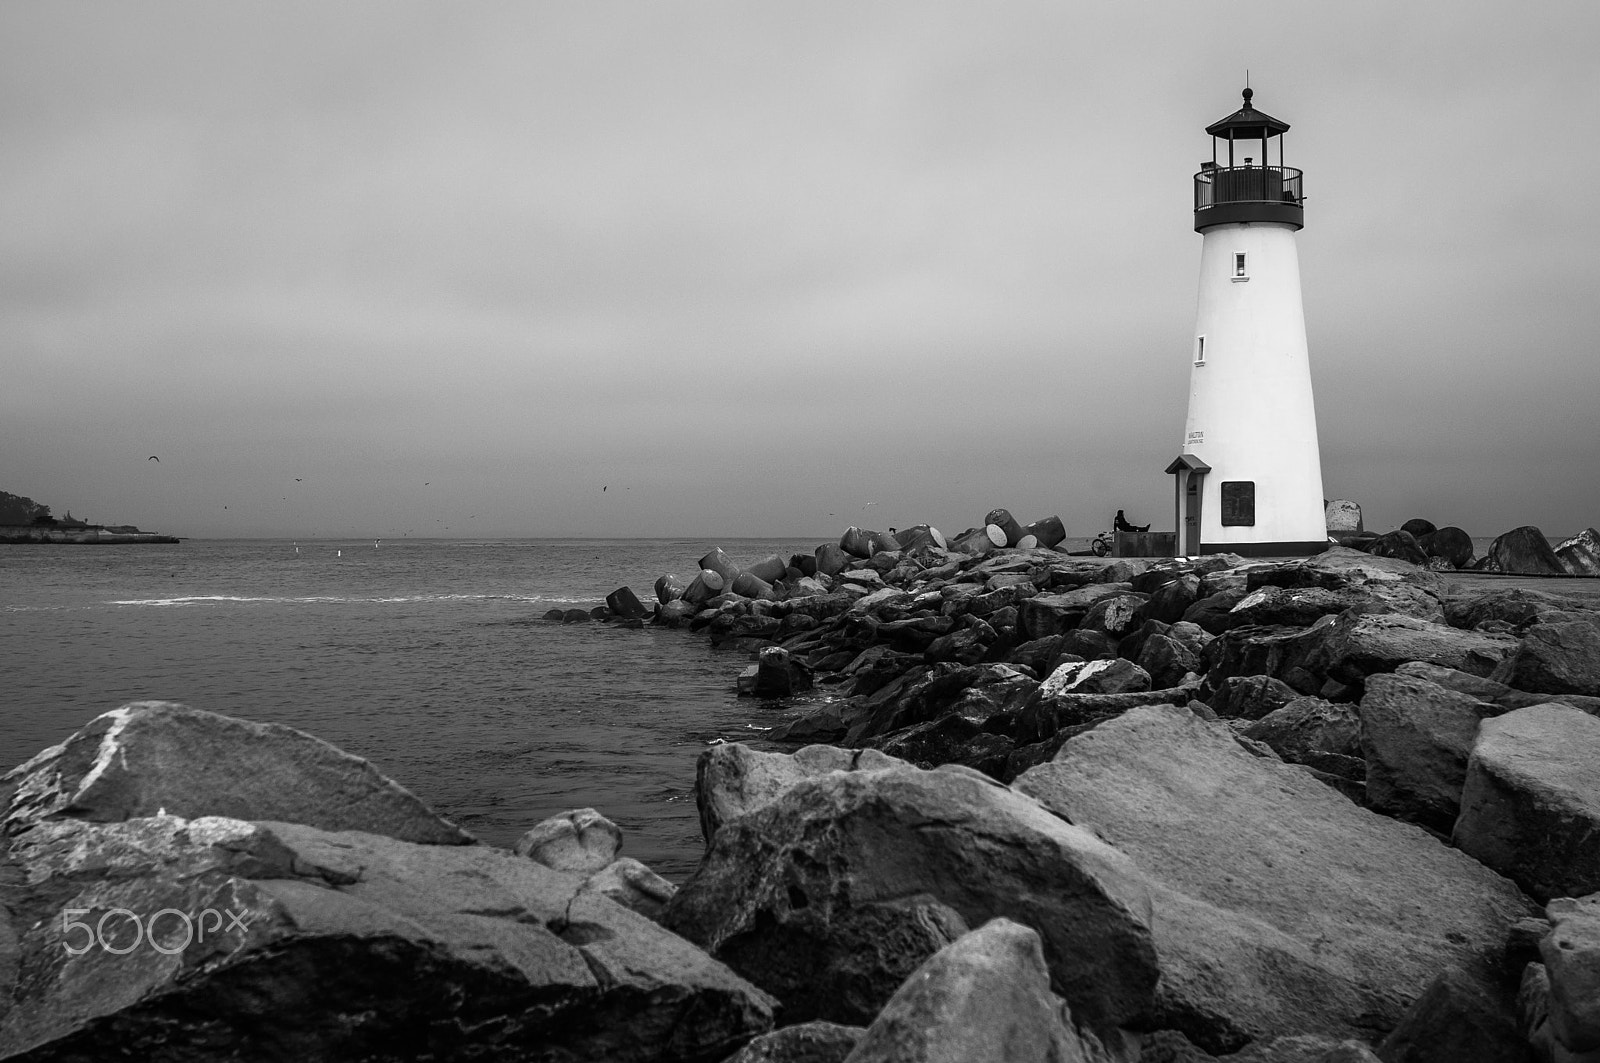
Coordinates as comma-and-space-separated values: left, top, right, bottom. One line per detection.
104, 593, 590, 608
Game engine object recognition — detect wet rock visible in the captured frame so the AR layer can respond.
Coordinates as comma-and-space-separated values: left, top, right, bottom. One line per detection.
1482, 526, 1566, 576
1453, 703, 1600, 901
0, 701, 472, 845
693, 743, 904, 846
1358, 674, 1505, 832
738, 646, 814, 698
0, 815, 775, 1062
606, 585, 652, 619
579, 856, 678, 920
514, 807, 622, 873
844, 918, 1103, 1063
1014, 705, 1535, 1052
1557, 528, 1600, 577
659, 762, 1159, 1033
1490, 621, 1600, 696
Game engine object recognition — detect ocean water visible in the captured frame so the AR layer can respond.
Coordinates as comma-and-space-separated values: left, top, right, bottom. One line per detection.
0, 537, 831, 880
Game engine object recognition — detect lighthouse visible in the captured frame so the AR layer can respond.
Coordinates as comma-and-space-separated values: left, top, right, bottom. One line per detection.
1166, 87, 1327, 557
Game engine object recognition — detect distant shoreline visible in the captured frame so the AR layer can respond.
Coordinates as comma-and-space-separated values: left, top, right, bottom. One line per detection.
0, 524, 181, 545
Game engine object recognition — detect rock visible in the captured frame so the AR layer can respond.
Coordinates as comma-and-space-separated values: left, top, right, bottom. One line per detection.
1374, 967, 1526, 1063
894, 525, 947, 552
1416, 527, 1474, 570
0, 702, 472, 845
1325, 499, 1365, 539
1364, 531, 1430, 567
563, 607, 593, 622
693, 743, 904, 846
606, 585, 652, 619
1240, 696, 1361, 764
684, 569, 726, 605
1483, 526, 1566, 576
1303, 612, 1516, 689
658, 599, 697, 626
1138, 632, 1204, 690
1557, 528, 1600, 577
1143, 574, 1203, 625
0, 814, 775, 1062
1543, 893, 1600, 1054
579, 856, 678, 920
1182, 589, 1250, 635
1400, 518, 1438, 539
1207, 674, 1301, 720
514, 807, 623, 873
843, 918, 1101, 1063
1357, 674, 1505, 832
1453, 703, 1600, 901
1223, 1035, 1383, 1062
1014, 705, 1536, 1052
816, 542, 851, 576
738, 646, 813, 698
1081, 593, 1147, 639
1018, 584, 1135, 640
1444, 587, 1591, 632
1491, 621, 1600, 696
722, 1020, 865, 1063
660, 762, 1160, 1033
1040, 658, 1152, 696
733, 572, 780, 601
654, 574, 688, 603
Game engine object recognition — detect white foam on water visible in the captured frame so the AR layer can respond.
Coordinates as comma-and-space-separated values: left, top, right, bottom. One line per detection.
108, 593, 560, 607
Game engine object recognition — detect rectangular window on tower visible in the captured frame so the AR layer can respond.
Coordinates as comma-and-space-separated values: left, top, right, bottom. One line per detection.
1220, 481, 1256, 526
1194, 335, 1205, 365
1232, 252, 1249, 281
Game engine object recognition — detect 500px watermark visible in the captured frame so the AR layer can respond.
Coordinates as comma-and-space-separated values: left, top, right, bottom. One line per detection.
60, 907, 253, 956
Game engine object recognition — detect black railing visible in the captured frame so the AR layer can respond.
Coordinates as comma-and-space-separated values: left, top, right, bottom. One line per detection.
1194, 165, 1303, 211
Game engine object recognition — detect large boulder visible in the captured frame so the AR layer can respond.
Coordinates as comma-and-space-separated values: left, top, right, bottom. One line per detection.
1018, 585, 1135, 640
1014, 705, 1536, 1052
1301, 612, 1516, 689
0, 701, 471, 845
1490, 621, 1600, 697
659, 761, 1160, 1035
0, 813, 775, 1061
843, 918, 1103, 1063
1373, 967, 1527, 1063
693, 743, 903, 847
514, 807, 622, 873
1415, 526, 1475, 570
1240, 696, 1361, 765
722, 1021, 864, 1063
1481, 526, 1565, 575
1364, 531, 1430, 567
1357, 673, 1507, 832
1556, 528, 1600, 577
1452, 703, 1600, 901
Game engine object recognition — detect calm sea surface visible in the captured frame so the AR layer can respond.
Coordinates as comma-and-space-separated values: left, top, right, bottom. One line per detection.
0, 537, 832, 880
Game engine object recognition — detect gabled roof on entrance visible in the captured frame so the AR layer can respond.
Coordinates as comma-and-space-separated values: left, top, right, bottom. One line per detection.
1206, 88, 1290, 140
1165, 454, 1212, 474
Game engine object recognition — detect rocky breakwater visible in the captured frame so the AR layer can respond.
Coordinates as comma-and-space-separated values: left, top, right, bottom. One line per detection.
573, 508, 1600, 1059
1338, 511, 1600, 577
0, 702, 775, 1062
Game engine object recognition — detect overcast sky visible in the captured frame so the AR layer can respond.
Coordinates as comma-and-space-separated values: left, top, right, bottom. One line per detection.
5, 2, 1598, 541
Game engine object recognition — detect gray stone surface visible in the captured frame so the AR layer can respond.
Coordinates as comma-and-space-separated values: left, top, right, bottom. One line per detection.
1454, 703, 1600, 901
1014, 705, 1535, 1052
1358, 673, 1504, 831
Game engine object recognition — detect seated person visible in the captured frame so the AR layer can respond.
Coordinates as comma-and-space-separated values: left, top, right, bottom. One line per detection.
1114, 510, 1150, 534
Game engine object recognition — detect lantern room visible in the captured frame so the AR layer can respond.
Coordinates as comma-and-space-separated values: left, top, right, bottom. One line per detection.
1193, 87, 1303, 232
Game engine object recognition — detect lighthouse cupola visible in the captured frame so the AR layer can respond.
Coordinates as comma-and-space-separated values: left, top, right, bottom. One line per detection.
1194, 87, 1304, 232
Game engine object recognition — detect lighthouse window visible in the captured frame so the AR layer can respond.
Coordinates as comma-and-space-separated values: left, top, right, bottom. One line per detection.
1195, 336, 1205, 365
1220, 481, 1256, 526
1233, 252, 1248, 279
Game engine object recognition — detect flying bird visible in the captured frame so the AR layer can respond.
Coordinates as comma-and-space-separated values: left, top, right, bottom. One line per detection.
603, 486, 607, 492
294, 478, 301, 482
148, 456, 160, 462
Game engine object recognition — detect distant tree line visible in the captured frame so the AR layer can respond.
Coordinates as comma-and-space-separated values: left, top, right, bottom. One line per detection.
0, 491, 56, 525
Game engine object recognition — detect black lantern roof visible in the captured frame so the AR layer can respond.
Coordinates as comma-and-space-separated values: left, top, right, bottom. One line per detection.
1205, 87, 1290, 141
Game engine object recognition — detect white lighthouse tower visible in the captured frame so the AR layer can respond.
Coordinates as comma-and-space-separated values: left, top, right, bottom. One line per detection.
1167, 87, 1327, 557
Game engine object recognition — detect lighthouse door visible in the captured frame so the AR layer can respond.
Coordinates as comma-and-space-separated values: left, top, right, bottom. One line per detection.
1182, 471, 1205, 555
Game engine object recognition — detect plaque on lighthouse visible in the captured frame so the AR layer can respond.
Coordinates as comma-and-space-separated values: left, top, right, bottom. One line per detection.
1167, 87, 1328, 558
